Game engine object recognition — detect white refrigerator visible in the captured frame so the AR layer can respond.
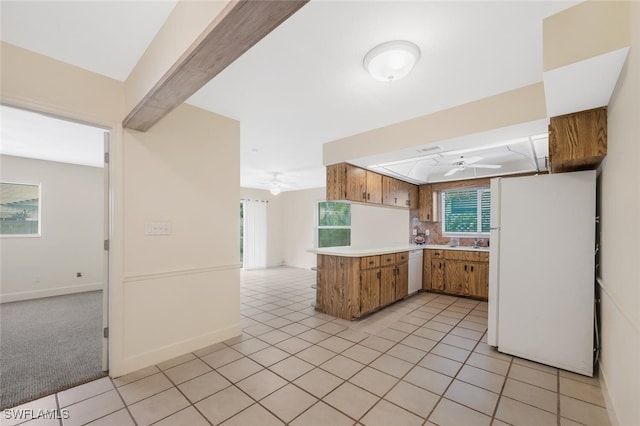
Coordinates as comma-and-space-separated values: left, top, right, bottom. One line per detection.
487, 170, 595, 376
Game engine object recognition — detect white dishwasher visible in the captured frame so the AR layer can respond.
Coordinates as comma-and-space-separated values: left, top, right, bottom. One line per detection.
408, 249, 423, 294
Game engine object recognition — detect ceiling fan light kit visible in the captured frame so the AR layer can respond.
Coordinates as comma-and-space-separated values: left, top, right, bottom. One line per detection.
270, 185, 281, 196
364, 40, 420, 82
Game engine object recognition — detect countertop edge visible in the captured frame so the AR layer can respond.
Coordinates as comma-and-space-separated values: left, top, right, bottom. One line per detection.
308, 244, 490, 257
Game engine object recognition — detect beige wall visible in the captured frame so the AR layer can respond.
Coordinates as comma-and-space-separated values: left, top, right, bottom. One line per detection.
323, 83, 547, 165
598, 2, 640, 425
241, 187, 284, 268
0, 155, 104, 302
122, 103, 241, 373
1, 43, 242, 377
281, 187, 325, 270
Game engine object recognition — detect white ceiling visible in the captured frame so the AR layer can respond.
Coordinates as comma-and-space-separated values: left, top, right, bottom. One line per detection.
0, 0, 581, 191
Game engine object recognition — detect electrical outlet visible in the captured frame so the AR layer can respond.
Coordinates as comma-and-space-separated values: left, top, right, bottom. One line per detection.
424, 230, 430, 236
77, 272, 82, 278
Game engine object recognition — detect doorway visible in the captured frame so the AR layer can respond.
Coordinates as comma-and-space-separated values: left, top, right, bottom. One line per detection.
0, 104, 110, 409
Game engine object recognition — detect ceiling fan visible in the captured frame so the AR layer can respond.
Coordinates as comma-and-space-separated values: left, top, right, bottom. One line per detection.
442, 156, 502, 177
261, 173, 296, 195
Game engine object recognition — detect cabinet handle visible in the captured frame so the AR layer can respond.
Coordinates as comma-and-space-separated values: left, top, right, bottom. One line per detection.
362, 191, 366, 200
367, 193, 371, 200
369, 261, 374, 265
471, 265, 474, 272
377, 271, 381, 279
394, 197, 397, 204
464, 265, 467, 272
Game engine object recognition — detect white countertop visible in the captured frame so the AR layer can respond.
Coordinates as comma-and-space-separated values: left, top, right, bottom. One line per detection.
308, 243, 489, 257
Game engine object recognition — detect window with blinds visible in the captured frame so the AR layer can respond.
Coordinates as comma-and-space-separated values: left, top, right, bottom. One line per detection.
441, 187, 490, 236
317, 201, 351, 248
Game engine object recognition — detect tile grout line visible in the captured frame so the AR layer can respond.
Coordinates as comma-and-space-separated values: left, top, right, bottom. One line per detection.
110, 376, 139, 426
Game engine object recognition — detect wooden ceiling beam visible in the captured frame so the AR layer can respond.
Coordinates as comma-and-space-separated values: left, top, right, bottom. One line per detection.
123, 0, 309, 131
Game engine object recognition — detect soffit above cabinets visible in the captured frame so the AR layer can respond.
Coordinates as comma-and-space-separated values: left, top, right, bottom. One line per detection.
350, 120, 549, 184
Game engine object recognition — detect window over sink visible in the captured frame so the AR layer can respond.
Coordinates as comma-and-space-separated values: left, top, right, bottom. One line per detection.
441, 186, 490, 237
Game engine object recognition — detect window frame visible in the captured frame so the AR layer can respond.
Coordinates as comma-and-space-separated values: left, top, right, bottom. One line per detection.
0, 181, 42, 238
316, 200, 351, 248
440, 186, 490, 238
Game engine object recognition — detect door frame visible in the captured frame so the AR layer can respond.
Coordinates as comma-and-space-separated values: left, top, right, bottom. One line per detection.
1, 101, 114, 373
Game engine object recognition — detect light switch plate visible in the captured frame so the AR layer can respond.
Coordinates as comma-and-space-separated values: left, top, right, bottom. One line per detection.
145, 222, 172, 235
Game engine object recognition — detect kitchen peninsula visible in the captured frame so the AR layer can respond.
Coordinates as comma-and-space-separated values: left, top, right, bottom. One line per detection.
310, 244, 489, 320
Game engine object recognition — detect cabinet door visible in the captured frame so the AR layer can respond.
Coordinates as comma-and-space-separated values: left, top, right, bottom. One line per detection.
326, 164, 345, 201
419, 185, 433, 221
549, 107, 607, 173
365, 171, 383, 204
380, 266, 396, 306
382, 176, 398, 206
345, 164, 367, 202
445, 261, 468, 295
396, 180, 410, 207
431, 260, 445, 291
423, 250, 432, 290
394, 263, 408, 301
407, 183, 418, 209
467, 262, 489, 299
360, 269, 380, 315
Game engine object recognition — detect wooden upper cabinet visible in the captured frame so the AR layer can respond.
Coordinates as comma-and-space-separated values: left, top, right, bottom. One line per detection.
382, 176, 417, 207
407, 183, 418, 209
365, 171, 383, 204
326, 163, 367, 202
419, 184, 434, 221
347, 165, 368, 202
382, 176, 399, 206
549, 107, 607, 173
326, 163, 416, 207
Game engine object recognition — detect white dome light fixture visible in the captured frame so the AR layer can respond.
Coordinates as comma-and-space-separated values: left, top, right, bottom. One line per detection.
270, 184, 281, 196
363, 40, 421, 82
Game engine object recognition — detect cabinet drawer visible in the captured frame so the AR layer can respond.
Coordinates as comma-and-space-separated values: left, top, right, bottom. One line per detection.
430, 249, 444, 258
395, 251, 409, 263
444, 250, 489, 262
381, 254, 396, 265
360, 255, 381, 269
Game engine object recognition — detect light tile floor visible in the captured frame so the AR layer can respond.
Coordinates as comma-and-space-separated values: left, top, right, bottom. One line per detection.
2, 267, 611, 426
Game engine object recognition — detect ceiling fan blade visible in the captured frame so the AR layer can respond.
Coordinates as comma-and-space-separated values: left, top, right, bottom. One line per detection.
444, 168, 459, 177
471, 164, 502, 169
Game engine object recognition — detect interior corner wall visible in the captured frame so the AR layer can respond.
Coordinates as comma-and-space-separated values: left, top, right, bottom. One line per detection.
240, 187, 284, 268
598, 2, 640, 425
0, 155, 104, 302
121, 103, 241, 374
281, 187, 326, 270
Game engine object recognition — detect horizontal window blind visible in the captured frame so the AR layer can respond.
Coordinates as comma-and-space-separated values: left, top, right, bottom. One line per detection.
442, 187, 490, 235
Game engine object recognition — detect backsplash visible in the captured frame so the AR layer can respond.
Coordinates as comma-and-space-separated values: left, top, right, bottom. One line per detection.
409, 208, 489, 247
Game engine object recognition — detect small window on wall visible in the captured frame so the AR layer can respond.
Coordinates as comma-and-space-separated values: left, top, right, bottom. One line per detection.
317, 201, 351, 248
0, 182, 41, 236
441, 187, 490, 237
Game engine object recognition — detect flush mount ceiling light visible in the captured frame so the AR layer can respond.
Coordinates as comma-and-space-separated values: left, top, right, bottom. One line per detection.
363, 40, 421, 82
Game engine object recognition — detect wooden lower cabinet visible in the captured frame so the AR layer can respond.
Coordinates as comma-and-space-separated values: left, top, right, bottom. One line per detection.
316, 251, 410, 320
359, 268, 380, 315
380, 265, 396, 306
431, 259, 445, 291
394, 262, 408, 301
445, 261, 468, 295
423, 249, 489, 300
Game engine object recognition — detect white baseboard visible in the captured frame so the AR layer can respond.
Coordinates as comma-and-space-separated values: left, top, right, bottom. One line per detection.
115, 322, 242, 377
599, 361, 620, 426
0, 282, 103, 303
